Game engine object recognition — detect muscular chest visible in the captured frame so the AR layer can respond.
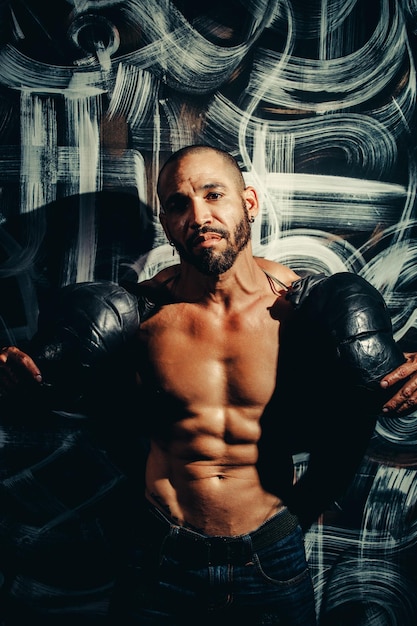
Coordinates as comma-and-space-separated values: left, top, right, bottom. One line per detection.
137, 302, 280, 407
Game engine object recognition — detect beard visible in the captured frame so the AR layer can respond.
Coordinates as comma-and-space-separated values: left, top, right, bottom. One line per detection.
174, 202, 252, 276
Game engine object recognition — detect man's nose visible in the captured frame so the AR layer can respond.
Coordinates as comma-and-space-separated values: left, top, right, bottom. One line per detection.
189, 198, 211, 228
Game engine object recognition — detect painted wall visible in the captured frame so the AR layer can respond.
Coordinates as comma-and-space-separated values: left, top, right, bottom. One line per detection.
0, 1, 416, 623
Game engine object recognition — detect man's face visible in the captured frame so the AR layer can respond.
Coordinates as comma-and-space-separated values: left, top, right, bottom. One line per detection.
158, 151, 254, 276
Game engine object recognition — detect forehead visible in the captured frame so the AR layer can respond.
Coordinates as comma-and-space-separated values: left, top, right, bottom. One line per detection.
159, 151, 236, 196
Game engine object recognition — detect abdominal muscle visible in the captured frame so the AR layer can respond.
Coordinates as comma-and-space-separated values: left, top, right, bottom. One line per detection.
139, 287, 288, 536
144, 413, 284, 536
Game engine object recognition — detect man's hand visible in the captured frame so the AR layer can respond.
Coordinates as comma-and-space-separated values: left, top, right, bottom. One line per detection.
381, 352, 417, 415
0, 346, 42, 397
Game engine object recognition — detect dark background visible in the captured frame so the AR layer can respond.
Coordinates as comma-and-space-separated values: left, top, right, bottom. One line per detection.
0, 1, 416, 624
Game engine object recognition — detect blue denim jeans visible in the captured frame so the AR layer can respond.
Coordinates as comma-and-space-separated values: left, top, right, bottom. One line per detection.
109, 506, 317, 626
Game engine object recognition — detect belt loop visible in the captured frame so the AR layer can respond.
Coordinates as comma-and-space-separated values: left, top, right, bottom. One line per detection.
242, 534, 254, 564
158, 524, 178, 565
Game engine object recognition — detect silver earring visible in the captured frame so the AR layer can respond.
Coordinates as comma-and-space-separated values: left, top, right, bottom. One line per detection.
169, 241, 176, 256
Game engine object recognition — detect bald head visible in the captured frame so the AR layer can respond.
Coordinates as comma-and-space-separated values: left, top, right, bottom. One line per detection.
157, 145, 245, 209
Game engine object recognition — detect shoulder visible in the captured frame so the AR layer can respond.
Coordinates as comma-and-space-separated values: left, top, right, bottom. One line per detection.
254, 257, 300, 286
288, 271, 382, 311
137, 264, 180, 291
123, 265, 179, 299
122, 265, 181, 321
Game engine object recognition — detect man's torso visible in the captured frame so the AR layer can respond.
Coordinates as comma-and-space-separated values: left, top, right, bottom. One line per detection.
133, 262, 297, 535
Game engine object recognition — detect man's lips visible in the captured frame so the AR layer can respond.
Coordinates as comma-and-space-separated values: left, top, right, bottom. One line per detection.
192, 232, 222, 247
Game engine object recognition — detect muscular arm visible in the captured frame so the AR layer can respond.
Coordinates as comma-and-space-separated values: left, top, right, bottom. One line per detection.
264, 271, 411, 530
0, 282, 141, 416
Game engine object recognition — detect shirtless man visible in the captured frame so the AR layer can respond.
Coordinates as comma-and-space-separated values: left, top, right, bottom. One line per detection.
1, 145, 417, 625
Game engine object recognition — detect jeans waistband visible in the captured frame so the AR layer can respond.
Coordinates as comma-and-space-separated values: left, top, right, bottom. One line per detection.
145, 504, 299, 566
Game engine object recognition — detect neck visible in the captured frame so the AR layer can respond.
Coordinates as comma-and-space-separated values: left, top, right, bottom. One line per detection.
173, 252, 263, 305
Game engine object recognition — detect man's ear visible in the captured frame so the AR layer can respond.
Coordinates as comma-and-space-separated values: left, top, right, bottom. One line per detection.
244, 186, 259, 219
159, 210, 168, 233
159, 211, 172, 243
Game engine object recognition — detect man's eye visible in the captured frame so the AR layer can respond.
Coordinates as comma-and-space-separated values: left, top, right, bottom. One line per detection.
166, 199, 187, 213
207, 192, 222, 200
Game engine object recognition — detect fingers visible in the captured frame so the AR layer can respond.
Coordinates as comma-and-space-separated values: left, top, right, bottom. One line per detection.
0, 346, 42, 377
381, 353, 417, 415
382, 388, 417, 415
381, 353, 417, 386
0, 346, 42, 397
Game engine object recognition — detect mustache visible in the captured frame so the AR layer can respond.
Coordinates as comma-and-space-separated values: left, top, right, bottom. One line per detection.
187, 226, 228, 248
